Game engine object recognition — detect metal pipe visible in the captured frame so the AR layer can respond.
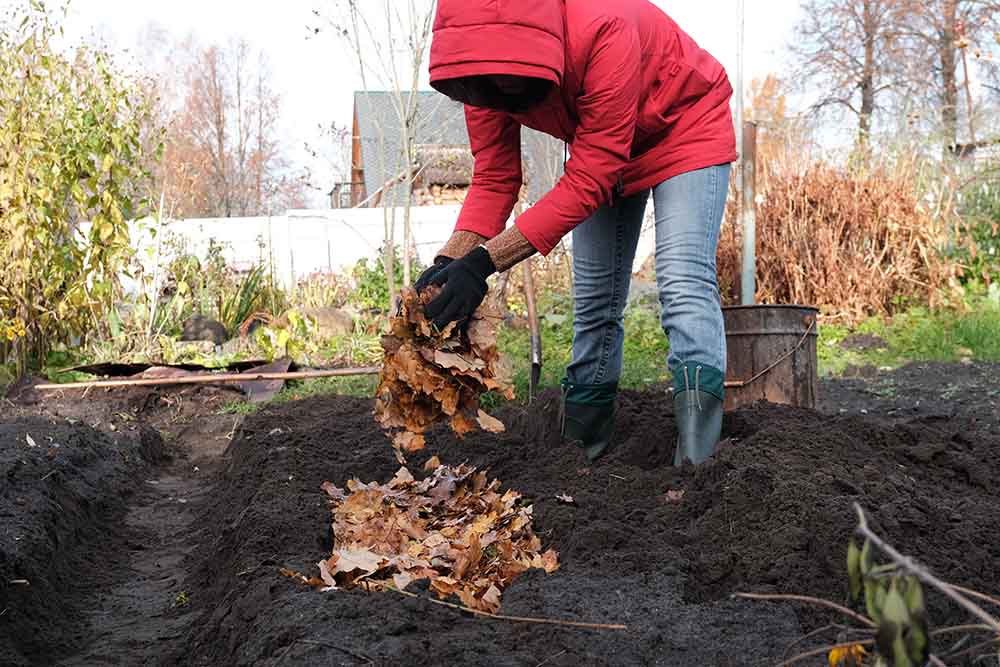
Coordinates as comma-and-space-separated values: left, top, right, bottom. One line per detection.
741, 121, 758, 305
735, 0, 756, 305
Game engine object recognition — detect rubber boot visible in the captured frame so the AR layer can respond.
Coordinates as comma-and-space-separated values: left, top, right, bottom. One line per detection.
673, 363, 725, 467
560, 379, 617, 462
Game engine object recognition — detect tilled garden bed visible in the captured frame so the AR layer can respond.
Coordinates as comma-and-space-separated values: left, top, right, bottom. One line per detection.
2, 362, 998, 666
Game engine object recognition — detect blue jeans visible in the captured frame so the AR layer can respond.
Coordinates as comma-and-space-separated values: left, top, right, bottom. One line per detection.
566, 164, 731, 386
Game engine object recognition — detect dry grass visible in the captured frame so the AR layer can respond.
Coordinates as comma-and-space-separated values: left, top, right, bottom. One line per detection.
718, 147, 960, 323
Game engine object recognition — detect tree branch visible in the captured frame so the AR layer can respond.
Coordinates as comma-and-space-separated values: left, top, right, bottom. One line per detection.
853, 503, 1000, 635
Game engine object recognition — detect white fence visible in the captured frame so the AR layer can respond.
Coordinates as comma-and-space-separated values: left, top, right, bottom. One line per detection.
121, 206, 463, 290
102, 203, 661, 294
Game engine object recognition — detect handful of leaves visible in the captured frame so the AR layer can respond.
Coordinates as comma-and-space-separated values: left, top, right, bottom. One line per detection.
375, 287, 514, 458
307, 461, 558, 613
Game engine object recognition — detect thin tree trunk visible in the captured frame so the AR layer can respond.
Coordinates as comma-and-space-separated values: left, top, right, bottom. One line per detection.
940, 0, 959, 149
960, 39, 976, 145
256, 69, 265, 213
384, 207, 397, 311
402, 120, 413, 286
857, 0, 876, 161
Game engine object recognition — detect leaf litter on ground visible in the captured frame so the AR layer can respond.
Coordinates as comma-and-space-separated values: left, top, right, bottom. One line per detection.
375, 287, 514, 461
284, 463, 559, 614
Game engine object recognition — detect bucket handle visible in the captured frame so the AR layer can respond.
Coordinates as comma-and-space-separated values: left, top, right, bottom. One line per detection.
724, 315, 817, 389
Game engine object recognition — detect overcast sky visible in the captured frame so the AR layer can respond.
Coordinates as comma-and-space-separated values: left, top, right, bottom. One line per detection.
45, 0, 804, 206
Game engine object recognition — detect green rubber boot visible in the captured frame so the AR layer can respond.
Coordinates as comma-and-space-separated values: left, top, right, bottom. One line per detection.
560, 379, 617, 462
673, 363, 725, 466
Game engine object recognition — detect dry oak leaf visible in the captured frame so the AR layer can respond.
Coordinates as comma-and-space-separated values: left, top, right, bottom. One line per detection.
309, 463, 559, 613
375, 287, 513, 451
393, 431, 426, 453
476, 410, 506, 434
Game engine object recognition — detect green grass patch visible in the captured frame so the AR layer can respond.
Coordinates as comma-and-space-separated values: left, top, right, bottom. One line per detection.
817, 296, 1000, 374
217, 374, 380, 416
497, 301, 670, 401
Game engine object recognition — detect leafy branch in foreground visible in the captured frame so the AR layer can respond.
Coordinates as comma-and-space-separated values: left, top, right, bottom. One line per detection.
736, 503, 1000, 666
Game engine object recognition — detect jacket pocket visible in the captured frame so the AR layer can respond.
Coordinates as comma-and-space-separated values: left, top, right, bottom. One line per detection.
635, 59, 714, 137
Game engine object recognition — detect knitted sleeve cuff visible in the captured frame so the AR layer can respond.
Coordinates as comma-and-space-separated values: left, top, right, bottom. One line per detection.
484, 225, 537, 274
438, 230, 488, 261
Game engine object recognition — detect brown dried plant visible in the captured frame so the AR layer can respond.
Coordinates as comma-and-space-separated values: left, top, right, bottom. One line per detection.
718, 150, 958, 323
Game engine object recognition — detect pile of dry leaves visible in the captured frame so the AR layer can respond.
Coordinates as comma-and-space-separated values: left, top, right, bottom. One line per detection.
301, 460, 558, 613
375, 287, 514, 457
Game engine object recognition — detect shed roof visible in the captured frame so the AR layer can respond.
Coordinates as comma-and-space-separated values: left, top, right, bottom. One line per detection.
353, 90, 565, 206
354, 91, 468, 204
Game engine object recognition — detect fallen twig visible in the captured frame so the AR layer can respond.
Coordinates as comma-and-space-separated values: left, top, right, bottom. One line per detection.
945, 583, 1000, 610
387, 586, 627, 631
534, 649, 568, 667
779, 638, 874, 666
237, 555, 278, 577
781, 623, 871, 661
854, 503, 1000, 635
931, 623, 998, 637
297, 639, 374, 664
938, 637, 1000, 663
733, 592, 875, 628
35, 366, 381, 391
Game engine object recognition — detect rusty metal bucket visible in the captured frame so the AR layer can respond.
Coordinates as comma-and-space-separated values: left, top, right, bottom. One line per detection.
723, 305, 819, 411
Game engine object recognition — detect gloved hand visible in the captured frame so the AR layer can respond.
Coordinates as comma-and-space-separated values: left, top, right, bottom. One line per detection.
424, 247, 496, 330
415, 256, 453, 292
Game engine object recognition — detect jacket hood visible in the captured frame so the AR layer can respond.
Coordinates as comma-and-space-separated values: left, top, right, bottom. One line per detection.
429, 0, 565, 91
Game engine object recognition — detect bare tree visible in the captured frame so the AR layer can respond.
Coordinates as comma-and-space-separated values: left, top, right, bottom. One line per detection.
321, 0, 437, 308
138, 33, 302, 218
791, 0, 907, 153
896, 0, 1000, 149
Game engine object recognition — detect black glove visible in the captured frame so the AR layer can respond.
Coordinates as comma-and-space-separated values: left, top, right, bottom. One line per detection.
415, 256, 453, 292
424, 247, 496, 330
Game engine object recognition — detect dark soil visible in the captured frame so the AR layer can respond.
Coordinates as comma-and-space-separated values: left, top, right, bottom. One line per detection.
2, 362, 998, 666
178, 362, 1000, 666
0, 416, 164, 665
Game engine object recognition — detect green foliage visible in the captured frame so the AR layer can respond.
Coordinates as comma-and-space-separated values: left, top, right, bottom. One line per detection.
847, 537, 929, 667
954, 180, 1000, 284
291, 272, 349, 310
254, 310, 320, 363
219, 265, 265, 336
219, 375, 379, 415
497, 297, 669, 402
349, 249, 422, 311
152, 236, 284, 339
0, 3, 157, 376
817, 292, 1000, 374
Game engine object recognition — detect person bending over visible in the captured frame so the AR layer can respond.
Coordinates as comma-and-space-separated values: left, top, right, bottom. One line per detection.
417, 0, 737, 466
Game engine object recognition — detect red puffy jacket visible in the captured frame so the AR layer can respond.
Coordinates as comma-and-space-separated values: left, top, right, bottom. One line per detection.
429, 0, 737, 255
